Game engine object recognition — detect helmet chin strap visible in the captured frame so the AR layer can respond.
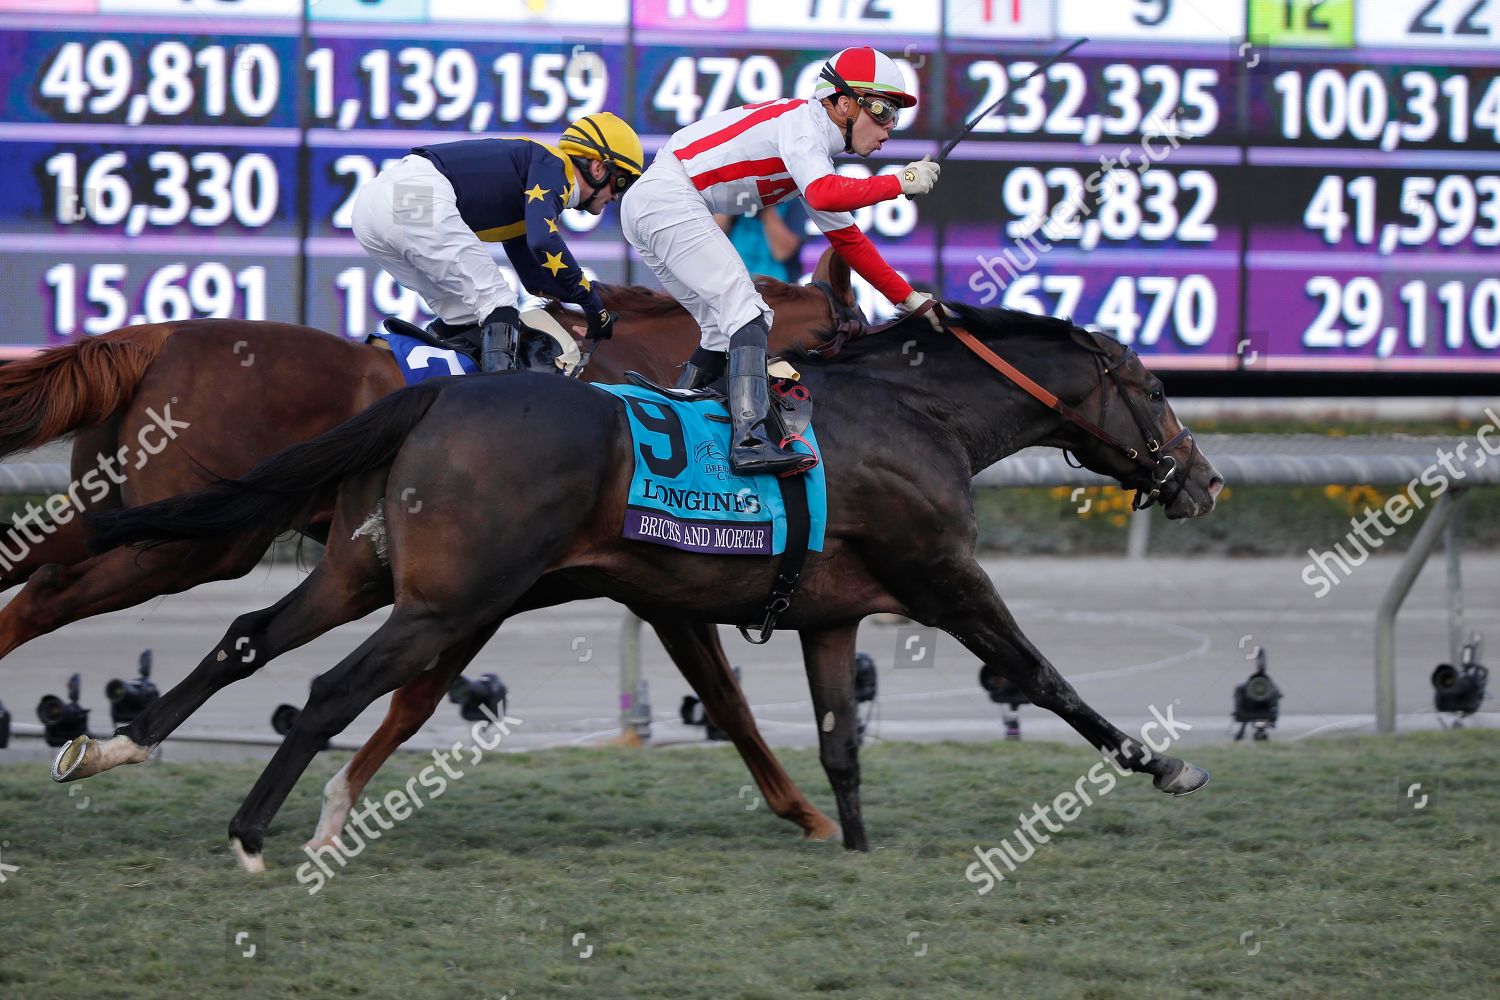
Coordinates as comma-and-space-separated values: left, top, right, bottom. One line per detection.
819, 60, 862, 154
584, 172, 608, 210
572, 158, 606, 209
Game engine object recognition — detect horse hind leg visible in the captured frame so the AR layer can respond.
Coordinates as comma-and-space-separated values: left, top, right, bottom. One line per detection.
0, 422, 125, 592
648, 615, 839, 841
307, 622, 500, 850
0, 526, 277, 663
228, 538, 559, 869
51, 530, 392, 782
227, 598, 517, 871
0, 515, 96, 592
35, 533, 280, 776
228, 412, 605, 869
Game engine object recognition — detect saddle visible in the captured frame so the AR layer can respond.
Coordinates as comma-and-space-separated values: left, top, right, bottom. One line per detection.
380, 312, 581, 375
623, 359, 813, 438
621, 361, 815, 646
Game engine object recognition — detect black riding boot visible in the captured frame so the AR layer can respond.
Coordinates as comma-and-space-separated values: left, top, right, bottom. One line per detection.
726, 320, 813, 476
478, 305, 522, 372
675, 346, 727, 389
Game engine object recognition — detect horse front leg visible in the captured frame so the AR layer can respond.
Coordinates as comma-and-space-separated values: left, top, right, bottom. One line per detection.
647, 615, 839, 841
798, 623, 868, 851
917, 563, 1208, 795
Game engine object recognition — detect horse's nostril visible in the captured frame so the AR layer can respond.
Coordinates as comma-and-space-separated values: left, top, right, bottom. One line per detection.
1208, 476, 1224, 498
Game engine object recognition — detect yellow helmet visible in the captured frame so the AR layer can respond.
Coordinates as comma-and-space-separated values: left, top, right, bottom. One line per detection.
559, 112, 645, 193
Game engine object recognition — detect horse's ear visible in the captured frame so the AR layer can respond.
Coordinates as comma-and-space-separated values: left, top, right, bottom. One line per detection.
812, 247, 855, 309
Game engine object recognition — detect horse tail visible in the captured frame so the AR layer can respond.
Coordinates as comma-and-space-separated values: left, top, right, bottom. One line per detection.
86, 380, 447, 551
0, 325, 174, 458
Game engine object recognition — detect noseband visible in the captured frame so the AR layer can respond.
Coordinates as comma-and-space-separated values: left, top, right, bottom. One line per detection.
945, 319, 1195, 511
1084, 346, 1196, 509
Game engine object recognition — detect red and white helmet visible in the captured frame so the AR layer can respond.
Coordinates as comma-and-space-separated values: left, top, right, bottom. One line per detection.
813, 46, 917, 109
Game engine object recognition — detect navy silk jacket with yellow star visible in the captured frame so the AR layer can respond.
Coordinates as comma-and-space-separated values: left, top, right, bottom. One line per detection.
412, 137, 606, 319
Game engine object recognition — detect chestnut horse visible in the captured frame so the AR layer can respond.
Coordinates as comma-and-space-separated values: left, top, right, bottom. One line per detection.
5, 257, 861, 843
80, 304, 1222, 868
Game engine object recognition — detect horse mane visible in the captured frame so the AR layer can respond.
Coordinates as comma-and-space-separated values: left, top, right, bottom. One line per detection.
787, 303, 1108, 367
946, 303, 1087, 341
596, 283, 689, 317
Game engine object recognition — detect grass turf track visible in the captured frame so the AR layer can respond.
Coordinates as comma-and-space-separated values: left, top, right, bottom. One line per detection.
0, 731, 1495, 999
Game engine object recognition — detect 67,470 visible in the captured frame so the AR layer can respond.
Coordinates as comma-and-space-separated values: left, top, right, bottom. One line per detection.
44, 262, 267, 337
998, 273, 1218, 348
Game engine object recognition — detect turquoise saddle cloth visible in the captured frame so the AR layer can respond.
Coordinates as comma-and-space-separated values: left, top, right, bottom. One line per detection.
595, 384, 826, 556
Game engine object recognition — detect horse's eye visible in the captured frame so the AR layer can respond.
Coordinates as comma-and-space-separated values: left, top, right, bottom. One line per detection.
1149, 388, 1164, 402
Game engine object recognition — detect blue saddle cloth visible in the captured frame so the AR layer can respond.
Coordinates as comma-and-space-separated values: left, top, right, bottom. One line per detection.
375, 332, 478, 384
595, 384, 826, 556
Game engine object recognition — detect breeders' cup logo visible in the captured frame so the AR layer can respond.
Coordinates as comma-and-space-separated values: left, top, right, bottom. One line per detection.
695, 440, 732, 481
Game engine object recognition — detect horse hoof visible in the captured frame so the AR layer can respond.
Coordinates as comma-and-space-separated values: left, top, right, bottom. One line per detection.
51, 734, 151, 782
803, 820, 842, 843
230, 838, 267, 874
1153, 760, 1210, 795
52, 736, 96, 782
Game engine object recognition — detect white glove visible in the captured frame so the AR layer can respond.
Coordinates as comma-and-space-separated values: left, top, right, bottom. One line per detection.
898, 155, 940, 197
899, 290, 943, 330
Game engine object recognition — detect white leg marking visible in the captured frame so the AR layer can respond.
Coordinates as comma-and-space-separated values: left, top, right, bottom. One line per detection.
230, 837, 266, 874
308, 762, 355, 849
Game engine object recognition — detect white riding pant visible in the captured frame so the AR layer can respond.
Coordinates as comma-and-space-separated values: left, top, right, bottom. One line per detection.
620, 151, 771, 351
349, 154, 518, 327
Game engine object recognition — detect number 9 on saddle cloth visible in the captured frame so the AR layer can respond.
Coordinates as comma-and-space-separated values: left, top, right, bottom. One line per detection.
370, 310, 582, 384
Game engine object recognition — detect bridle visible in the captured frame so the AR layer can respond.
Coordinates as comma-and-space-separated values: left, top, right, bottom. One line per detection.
940, 309, 1195, 511
805, 279, 870, 356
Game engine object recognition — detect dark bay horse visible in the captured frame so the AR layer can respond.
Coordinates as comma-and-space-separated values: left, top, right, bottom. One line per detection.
5, 261, 863, 844
80, 304, 1222, 869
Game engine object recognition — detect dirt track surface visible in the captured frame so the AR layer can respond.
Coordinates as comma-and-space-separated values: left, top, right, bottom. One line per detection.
3, 552, 1494, 764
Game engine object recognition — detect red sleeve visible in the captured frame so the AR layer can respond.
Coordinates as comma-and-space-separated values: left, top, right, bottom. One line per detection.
803, 172, 903, 213
824, 224, 913, 305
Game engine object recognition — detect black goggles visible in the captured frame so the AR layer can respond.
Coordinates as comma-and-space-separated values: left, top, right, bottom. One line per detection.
607, 164, 637, 194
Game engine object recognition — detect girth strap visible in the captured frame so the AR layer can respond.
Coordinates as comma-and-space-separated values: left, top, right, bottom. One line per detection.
739, 471, 810, 645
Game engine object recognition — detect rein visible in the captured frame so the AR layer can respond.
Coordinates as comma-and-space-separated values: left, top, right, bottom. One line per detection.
805, 280, 870, 358
941, 311, 1193, 511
